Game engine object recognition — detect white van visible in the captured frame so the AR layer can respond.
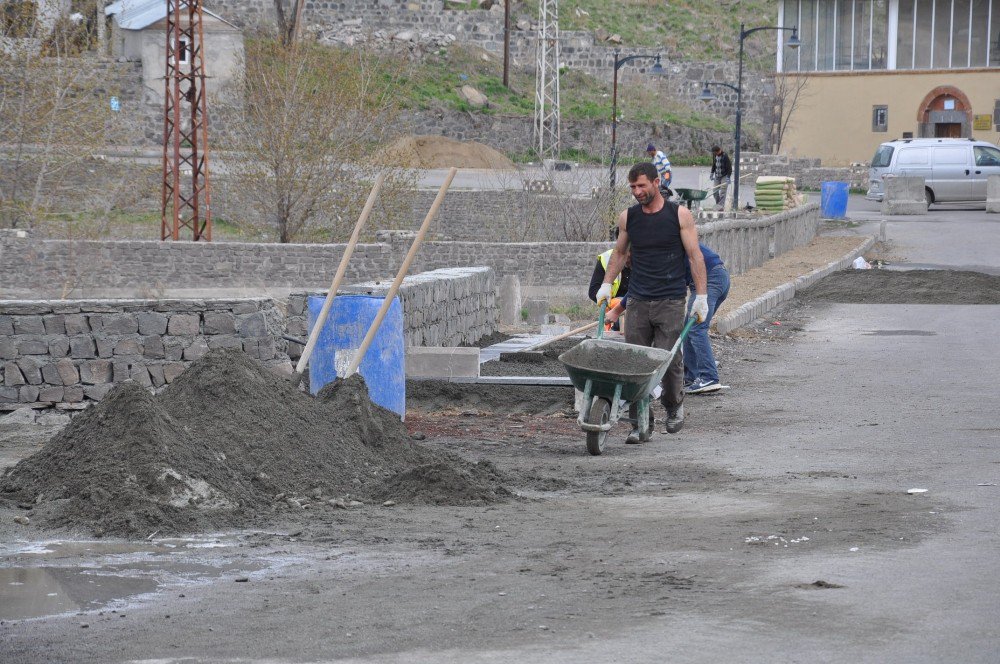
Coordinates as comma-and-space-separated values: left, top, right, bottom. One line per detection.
866, 138, 1000, 206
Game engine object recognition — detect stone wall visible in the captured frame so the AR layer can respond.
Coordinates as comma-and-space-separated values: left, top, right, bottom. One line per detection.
741, 152, 871, 190
1, 204, 821, 300
283, 266, 498, 354
0, 297, 290, 414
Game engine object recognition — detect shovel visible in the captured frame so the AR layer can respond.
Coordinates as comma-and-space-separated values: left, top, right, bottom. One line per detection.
289, 174, 385, 387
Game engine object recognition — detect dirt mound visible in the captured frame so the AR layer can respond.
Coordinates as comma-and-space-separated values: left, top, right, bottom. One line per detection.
407, 380, 573, 415
799, 269, 1000, 304
374, 461, 512, 506
0, 349, 510, 538
384, 134, 515, 169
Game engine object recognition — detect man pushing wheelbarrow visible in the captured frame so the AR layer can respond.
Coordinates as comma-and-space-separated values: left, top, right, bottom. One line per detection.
592, 162, 708, 443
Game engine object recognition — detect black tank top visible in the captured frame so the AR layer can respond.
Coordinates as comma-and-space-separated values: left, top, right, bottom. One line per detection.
625, 201, 686, 299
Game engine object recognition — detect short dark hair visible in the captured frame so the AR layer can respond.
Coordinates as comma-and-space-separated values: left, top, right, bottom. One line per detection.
711, 146, 721, 153
627, 162, 658, 183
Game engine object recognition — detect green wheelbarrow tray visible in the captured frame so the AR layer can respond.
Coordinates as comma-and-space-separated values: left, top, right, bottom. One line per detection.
673, 187, 711, 209
559, 339, 676, 407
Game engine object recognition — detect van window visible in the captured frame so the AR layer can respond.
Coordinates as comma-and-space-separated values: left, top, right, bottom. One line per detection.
871, 145, 894, 167
975, 146, 1000, 166
933, 147, 967, 165
897, 148, 929, 165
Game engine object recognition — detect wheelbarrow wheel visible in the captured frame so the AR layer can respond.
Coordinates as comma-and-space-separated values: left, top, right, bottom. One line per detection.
585, 397, 612, 456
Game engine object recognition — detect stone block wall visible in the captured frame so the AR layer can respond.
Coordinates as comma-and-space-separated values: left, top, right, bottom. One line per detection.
0, 298, 290, 412
2, 203, 820, 300
741, 152, 871, 190
284, 267, 498, 354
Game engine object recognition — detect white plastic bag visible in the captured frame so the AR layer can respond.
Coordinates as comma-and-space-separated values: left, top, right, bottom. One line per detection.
852, 256, 872, 270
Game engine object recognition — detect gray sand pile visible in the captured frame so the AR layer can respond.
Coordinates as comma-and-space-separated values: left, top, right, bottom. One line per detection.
0, 348, 510, 538
800, 269, 1000, 304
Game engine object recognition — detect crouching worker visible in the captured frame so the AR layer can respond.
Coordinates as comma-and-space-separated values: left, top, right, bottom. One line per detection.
683, 243, 730, 394
588, 248, 630, 331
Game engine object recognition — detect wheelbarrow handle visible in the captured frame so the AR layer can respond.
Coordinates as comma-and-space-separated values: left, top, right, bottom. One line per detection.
596, 301, 608, 340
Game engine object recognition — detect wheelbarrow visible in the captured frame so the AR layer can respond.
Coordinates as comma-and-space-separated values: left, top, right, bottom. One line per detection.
673, 187, 711, 209
558, 305, 696, 455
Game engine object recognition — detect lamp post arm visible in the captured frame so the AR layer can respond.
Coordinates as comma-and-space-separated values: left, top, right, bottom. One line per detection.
739, 24, 798, 40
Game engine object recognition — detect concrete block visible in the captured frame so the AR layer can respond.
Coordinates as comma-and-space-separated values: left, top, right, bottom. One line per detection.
524, 299, 548, 325
541, 323, 570, 336
881, 176, 927, 215
405, 347, 480, 379
499, 274, 522, 326
987, 175, 1000, 214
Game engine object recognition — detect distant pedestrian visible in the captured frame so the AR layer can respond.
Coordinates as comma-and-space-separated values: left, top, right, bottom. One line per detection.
709, 146, 732, 208
646, 143, 673, 198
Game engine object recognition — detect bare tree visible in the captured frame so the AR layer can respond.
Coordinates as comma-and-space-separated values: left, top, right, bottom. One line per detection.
765, 72, 809, 155
221, 38, 415, 243
0, 5, 124, 230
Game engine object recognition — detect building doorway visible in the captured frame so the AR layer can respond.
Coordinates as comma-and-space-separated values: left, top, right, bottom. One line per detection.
917, 86, 972, 138
935, 123, 962, 138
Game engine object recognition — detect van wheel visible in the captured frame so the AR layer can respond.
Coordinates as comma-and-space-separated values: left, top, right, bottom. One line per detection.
925, 188, 934, 208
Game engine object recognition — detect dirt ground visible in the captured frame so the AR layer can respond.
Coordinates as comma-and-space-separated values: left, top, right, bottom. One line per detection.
7, 240, 998, 661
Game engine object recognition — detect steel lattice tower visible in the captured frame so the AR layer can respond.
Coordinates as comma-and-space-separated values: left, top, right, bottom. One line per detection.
161, 0, 212, 241
533, 0, 560, 160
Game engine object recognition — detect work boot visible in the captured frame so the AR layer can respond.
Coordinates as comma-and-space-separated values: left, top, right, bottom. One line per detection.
625, 427, 642, 444
664, 405, 684, 434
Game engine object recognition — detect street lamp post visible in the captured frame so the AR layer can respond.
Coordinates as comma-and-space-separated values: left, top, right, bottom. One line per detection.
610, 51, 664, 191
701, 24, 800, 211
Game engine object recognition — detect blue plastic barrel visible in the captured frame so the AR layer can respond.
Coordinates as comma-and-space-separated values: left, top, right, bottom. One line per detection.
820, 181, 850, 218
307, 295, 405, 418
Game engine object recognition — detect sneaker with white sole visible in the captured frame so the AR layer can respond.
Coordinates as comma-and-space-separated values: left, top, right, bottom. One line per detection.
686, 379, 722, 395
664, 405, 684, 434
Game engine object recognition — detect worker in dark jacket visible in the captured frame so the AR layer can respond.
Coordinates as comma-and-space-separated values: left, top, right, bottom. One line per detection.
709, 146, 733, 207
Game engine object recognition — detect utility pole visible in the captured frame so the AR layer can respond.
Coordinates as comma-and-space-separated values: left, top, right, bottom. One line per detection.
533, 0, 560, 160
161, 0, 212, 241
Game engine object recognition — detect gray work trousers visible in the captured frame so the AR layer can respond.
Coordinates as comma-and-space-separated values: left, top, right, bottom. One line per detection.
624, 296, 685, 412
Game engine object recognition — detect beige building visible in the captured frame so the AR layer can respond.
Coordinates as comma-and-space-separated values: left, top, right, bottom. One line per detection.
776, 0, 1000, 165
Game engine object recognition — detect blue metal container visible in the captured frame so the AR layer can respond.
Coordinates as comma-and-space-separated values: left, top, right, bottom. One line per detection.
820, 181, 850, 218
307, 294, 405, 418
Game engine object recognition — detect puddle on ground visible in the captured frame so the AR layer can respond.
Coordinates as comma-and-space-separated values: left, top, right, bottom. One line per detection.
0, 535, 266, 621
0, 566, 157, 620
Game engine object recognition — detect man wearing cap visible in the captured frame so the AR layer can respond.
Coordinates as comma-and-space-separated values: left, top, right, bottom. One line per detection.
646, 144, 672, 197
